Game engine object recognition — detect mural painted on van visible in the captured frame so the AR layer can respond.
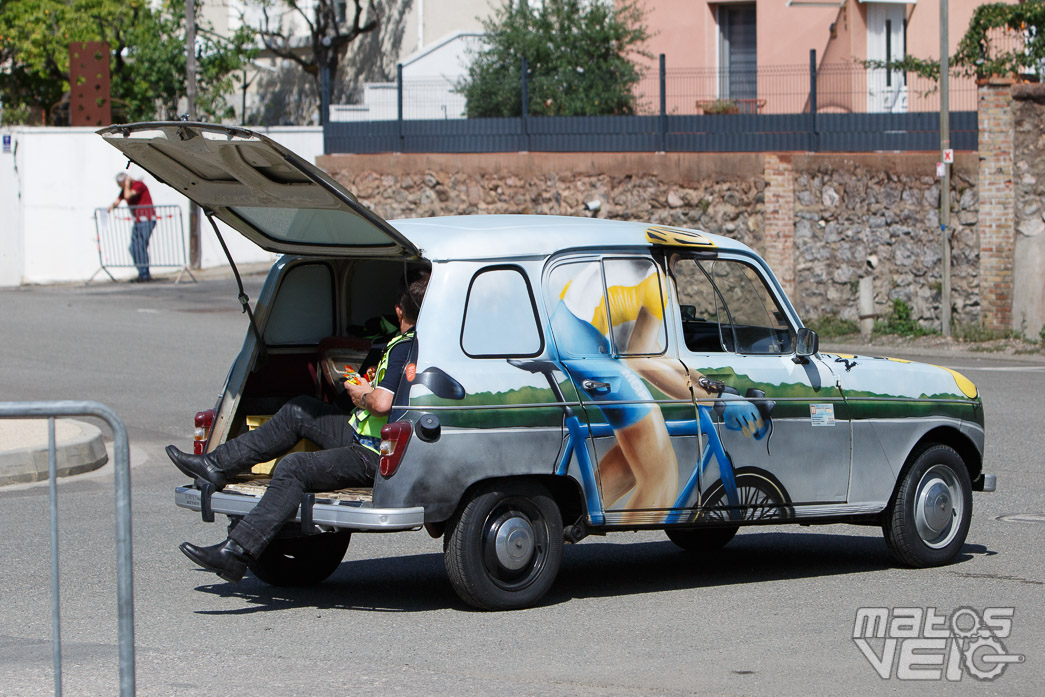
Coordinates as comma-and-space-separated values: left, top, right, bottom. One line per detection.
407, 249, 980, 527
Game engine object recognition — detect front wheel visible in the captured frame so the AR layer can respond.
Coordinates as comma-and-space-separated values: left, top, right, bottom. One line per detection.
444, 481, 563, 611
247, 530, 351, 586
883, 444, 972, 567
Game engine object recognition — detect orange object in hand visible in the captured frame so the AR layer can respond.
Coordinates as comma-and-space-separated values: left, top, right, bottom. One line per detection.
342, 365, 362, 385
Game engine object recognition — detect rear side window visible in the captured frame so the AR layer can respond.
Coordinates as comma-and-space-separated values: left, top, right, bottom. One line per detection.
264, 263, 334, 345
461, 267, 543, 357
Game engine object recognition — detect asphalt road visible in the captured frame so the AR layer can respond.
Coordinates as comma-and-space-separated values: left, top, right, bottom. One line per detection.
0, 276, 1042, 697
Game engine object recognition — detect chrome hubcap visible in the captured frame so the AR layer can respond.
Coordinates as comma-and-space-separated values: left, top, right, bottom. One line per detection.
493, 516, 535, 571
914, 465, 963, 549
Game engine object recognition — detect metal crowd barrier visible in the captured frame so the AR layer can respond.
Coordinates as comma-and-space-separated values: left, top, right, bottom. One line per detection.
89, 204, 196, 285
0, 401, 135, 697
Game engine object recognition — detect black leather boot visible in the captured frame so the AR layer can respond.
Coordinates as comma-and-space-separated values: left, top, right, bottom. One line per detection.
166, 445, 227, 491
179, 539, 249, 583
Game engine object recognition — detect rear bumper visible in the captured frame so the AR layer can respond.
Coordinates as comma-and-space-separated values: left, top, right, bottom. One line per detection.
174, 485, 425, 531
973, 473, 997, 492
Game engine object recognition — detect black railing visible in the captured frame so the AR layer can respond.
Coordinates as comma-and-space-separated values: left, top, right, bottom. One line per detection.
324, 50, 979, 154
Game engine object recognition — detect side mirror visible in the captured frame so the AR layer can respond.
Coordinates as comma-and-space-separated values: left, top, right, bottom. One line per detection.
795, 327, 819, 357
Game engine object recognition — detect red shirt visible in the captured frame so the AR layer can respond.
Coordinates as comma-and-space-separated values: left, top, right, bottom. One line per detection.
121, 180, 156, 221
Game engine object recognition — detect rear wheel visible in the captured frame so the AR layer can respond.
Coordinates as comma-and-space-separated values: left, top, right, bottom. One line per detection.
247, 530, 351, 586
444, 481, 563, 611
883, 444, 971, 567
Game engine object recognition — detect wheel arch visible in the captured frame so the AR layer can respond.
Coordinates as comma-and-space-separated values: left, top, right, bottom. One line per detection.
890, 426, 982, 505
456, 474, 587, 527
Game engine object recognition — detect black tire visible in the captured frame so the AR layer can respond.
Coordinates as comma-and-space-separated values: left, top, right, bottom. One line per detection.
444, 481, 563, 611
666, 525, 738, 552
700, 468, 793, 523
882, 444, 972, 567
247, 530, 351, 586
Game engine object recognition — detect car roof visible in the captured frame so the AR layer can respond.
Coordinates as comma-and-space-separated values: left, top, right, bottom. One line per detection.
389, 215, 755, 262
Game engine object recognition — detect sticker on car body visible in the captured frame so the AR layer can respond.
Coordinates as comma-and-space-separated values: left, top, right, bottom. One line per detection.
810, 403, 836, 426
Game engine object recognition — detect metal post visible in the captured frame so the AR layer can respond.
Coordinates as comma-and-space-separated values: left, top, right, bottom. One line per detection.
520, 57, 529, 151
320, 63, 331, 127
940, 0, 952, 336
48, 418, 62, 697
397, 63, 404, 151
659, 53, 667, 152
185, 0, 200, 269
809, 49, 818, 152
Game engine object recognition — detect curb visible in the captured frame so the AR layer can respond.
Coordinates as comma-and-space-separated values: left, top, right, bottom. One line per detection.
823, 341, 1045, 364
0, 419, 108, 486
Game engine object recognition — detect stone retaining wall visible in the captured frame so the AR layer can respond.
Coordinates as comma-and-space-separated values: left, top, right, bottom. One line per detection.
322, 150, 980, 327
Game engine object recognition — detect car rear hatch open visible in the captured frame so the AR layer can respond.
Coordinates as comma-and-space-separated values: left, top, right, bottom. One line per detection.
98, 122, 418, 259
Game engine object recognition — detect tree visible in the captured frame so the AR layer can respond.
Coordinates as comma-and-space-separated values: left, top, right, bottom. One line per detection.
0, 0, 255, 125
250, 0, 379, 94
458, 0, 651, 118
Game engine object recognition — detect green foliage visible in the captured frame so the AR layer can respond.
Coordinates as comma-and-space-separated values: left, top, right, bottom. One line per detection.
864, 1, 1045, 82
1040, 324, 1045, 344
458, 0, 651, 117
873, 299, 937, 338
0, 0, 256, 124
697, 99, 739, 115
806, 314, 858, 339
953, 322, 1020, 343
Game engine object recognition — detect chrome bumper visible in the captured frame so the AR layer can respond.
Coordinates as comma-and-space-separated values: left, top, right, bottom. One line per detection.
174, 485, 425, 531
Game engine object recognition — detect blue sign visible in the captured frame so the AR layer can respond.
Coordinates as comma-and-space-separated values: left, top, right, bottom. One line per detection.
2, 134, 10, 153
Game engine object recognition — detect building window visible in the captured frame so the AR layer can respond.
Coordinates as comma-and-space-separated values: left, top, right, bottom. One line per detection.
718, 3, 757, 101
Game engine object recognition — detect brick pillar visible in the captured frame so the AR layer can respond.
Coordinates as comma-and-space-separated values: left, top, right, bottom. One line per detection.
763, 153, 795, 297
977, 79, 1016, 330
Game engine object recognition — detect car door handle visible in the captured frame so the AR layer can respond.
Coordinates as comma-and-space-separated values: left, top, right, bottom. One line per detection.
582, 379, 611, 394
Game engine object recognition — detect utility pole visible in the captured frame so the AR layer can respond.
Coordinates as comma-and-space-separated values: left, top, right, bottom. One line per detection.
185, 0, 201, 269
940, 0, 952, 336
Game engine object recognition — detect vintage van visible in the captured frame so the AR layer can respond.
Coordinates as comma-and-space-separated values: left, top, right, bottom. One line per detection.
100, 123, 993, 610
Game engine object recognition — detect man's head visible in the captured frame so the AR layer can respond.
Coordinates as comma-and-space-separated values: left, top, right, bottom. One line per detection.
115, 172, 128, 185
396, 274, 429, 326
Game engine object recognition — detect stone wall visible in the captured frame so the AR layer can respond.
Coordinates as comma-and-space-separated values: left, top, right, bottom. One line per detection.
1010, 84, 1045, 339
787, 153, 980, 325
322, 150, 980, 327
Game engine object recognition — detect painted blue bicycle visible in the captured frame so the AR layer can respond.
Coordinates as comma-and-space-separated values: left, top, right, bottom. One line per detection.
508, 359, 792, 548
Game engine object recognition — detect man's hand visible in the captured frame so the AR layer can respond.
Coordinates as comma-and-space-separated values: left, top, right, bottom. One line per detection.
345, 381, 393, 416
720, 394, 768, 440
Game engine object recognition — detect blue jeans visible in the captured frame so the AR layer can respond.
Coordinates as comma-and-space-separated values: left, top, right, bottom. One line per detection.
210, 396, 378, 557
129, 219, 156, 279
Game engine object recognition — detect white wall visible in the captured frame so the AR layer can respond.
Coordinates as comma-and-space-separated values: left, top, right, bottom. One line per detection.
0, 125, 323, 287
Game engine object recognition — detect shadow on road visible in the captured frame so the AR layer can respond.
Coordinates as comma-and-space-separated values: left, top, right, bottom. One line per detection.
190, 530, 990, 614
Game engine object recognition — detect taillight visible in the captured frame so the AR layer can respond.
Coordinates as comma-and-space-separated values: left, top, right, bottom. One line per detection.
379, 421, 412, 477
193, 409, 215, 455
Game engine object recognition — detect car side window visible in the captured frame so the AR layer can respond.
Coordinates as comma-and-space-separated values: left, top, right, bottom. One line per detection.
603, 258, 667, 356
545, 257, 667, 357
671, 256, 794, 355
461, 266, 543, 357
264, 263, 334, 345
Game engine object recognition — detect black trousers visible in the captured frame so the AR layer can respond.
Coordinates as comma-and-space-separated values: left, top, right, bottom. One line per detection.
211, 396, 378, 557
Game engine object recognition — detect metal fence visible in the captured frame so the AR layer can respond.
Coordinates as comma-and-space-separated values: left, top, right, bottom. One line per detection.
323, 51, 979, 155
0, 401, 134, 697
90, 205, 196, 284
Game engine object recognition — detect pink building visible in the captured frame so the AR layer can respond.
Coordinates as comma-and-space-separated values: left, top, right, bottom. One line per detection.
637, 0, 1020, 114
